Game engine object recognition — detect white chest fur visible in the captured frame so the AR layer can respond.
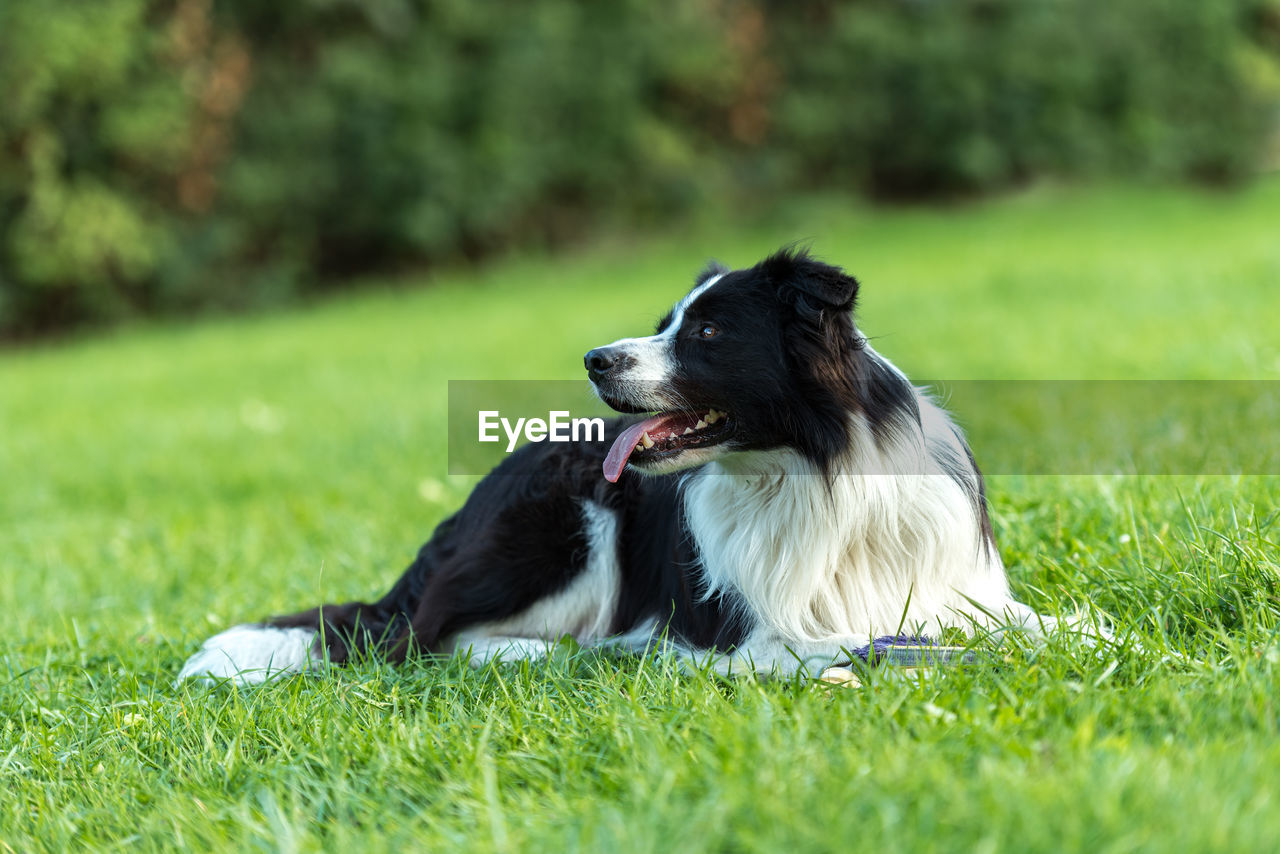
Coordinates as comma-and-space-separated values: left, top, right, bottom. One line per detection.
682, 410, 1011, 643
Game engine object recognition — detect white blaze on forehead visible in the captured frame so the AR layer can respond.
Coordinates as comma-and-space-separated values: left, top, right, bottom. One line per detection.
600, 273, 725, 384
657, 272, 725, 341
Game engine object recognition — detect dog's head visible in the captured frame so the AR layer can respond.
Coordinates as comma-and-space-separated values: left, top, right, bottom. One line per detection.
587, 247, 871, 482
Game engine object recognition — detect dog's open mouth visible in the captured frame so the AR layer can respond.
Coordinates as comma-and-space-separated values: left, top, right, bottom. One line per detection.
603, 409, 730, 482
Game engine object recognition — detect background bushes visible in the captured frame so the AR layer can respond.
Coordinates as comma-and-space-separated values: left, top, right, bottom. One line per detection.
2, 0, 1278, 337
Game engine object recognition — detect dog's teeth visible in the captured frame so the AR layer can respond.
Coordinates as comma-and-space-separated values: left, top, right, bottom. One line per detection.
641, 432, 655, 449
683, 427, 694, 435
695, 420, 707, 430
705, 410, 720, 424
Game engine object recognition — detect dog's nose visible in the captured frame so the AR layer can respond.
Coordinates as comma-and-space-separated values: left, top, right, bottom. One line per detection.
584, 347, 619, 376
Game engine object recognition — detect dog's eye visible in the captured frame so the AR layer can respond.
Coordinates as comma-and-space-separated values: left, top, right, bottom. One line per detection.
698, 324, 719, 340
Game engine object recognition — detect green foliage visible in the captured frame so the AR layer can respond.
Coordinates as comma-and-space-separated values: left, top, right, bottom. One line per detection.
207, 0, 732, 292
770, 0, 1280, 195
1, 0, 1278, 336
0, 0, 170, 330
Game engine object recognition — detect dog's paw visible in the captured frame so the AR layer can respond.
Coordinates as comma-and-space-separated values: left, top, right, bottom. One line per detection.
176, 624, 319, 686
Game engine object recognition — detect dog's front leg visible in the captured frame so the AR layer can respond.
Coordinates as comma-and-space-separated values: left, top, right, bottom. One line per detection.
451, 635, 557, 667
677, 632, 875, 679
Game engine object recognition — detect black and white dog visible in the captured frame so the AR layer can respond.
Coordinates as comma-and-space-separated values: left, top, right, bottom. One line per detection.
179, 248, 1060, 683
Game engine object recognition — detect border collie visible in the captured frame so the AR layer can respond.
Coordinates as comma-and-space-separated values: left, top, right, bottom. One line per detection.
178, 248, 1062, 684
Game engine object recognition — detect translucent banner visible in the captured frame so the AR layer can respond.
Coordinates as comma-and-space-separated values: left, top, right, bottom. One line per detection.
447, 380, 1280, 476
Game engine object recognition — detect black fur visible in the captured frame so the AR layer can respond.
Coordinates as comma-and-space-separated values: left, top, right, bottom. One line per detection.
268, 421, 750, 659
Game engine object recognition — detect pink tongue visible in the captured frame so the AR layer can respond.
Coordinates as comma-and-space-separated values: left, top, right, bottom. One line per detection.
603, 415, 669, 483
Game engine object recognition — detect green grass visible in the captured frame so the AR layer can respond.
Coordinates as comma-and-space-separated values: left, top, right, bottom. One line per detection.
2, 181, 1280, 852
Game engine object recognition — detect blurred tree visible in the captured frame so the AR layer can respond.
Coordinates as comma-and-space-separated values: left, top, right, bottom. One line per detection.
767, 0, 1279, 195
1, 0, 1276, 337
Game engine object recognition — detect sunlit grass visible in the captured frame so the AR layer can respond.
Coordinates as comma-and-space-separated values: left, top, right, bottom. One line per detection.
1, 181, 1278, 851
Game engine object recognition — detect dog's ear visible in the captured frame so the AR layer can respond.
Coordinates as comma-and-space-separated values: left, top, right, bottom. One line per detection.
762, 247, 859, 317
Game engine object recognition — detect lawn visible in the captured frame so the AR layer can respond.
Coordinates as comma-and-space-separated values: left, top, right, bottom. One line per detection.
2, 181, 1279, 852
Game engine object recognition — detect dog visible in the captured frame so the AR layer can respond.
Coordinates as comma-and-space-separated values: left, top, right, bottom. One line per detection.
178, 247, 1066, 684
